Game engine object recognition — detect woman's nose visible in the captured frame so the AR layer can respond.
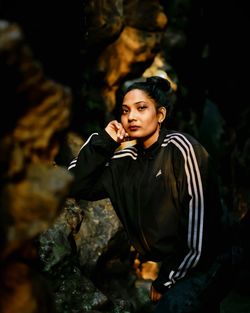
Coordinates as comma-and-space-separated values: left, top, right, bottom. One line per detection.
128, 109, 137, 121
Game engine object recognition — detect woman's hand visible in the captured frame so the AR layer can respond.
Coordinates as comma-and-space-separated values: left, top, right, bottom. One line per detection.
105, 120, 129, 143
149, 284, 163, 303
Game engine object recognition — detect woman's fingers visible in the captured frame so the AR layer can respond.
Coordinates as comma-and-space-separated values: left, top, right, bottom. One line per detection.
105, 120, 128, 142
117, 127, 126, 140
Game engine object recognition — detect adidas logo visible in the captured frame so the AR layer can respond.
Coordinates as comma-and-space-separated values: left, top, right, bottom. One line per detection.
156, 169, 162, 177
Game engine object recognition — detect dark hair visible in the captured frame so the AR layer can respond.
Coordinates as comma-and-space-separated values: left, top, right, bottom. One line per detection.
124, 76, 172, 111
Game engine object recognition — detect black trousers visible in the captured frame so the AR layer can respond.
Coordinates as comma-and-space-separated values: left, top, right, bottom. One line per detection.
153, 253, 234, 313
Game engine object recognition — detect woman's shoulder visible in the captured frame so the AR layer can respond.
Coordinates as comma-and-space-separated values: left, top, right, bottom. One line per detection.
162, 129, 202, 147
161, 129, 209, 166
161, 129, 208, 159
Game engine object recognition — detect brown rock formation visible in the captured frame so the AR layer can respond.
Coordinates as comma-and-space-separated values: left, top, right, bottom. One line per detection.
82, 0, 168, 115
0, 20, 73, 313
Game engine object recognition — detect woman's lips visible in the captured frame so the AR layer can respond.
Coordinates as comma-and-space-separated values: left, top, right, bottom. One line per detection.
129, 126, 139, 131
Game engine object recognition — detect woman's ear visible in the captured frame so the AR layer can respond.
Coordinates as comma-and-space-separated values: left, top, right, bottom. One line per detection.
158, 107, 167, 123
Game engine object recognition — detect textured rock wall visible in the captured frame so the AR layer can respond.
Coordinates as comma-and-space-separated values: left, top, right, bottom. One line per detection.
0, 20, 73, 313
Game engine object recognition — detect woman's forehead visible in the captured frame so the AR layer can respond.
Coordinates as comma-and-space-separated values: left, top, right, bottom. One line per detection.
123, 89, 153, 105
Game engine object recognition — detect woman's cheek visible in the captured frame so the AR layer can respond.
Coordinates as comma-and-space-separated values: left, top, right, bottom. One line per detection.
121, 117, 126, 128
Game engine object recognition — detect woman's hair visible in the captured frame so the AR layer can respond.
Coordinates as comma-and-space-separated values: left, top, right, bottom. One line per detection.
124, 76, 172, 111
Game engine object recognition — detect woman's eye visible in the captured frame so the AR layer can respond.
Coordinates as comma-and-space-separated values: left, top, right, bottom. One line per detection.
138, 106, 146, 111
122, 108, 129, 114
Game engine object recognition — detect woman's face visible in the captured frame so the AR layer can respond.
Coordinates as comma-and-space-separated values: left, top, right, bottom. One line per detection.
121, 89, 165, 148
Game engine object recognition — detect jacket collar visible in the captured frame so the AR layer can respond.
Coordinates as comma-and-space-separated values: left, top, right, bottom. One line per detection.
136, 127, 168, 157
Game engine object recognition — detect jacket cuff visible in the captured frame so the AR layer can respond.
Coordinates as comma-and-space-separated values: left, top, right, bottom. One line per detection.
152, 261, 175, 294
152, 276, 171, 294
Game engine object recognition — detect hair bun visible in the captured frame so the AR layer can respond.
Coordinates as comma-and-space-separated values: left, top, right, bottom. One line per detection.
146, 76, 171, 93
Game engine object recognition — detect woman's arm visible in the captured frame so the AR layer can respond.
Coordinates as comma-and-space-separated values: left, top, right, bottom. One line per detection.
152, 133, 210, 293
68, 121, 128, 201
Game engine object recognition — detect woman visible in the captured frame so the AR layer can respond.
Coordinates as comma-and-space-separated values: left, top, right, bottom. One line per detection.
68, 76, 231, 312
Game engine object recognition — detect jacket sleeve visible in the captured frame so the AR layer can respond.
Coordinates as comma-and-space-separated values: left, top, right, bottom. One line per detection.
67, 130, 119, 201
153, 134, 213, 293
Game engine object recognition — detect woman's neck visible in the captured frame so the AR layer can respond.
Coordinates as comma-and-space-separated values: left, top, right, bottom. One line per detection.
140, 129, 160, 149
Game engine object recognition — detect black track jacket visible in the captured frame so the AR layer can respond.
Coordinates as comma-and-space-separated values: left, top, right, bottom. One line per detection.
68, 127, 223, 293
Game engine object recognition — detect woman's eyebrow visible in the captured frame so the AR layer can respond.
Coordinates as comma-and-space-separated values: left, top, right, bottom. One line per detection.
135, 101, 146, 105
122, 101, 146, 106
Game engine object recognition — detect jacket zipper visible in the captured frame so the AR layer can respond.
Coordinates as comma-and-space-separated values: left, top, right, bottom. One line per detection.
140, 225, 150, 251
137, 153, 151, 252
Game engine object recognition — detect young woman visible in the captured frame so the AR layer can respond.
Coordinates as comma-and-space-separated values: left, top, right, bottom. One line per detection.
68, 76, 232, 313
